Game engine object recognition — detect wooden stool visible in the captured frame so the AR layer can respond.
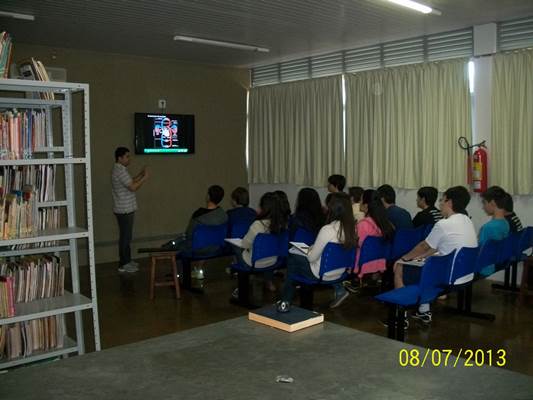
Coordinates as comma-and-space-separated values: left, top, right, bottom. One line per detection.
521, 256, 533, 300
149, 251, 181, 300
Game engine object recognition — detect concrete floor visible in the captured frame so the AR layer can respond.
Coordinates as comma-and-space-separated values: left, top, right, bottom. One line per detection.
3, 317, 533, 399
71, 255, 533, 377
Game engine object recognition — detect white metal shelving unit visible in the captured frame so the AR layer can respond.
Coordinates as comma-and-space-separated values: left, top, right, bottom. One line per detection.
0, 78, 101, 368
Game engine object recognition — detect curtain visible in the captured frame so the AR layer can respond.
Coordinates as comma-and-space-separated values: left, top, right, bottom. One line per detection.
248, 76, 343, 186
345, 59, 471, 190
491, 50, 533, 195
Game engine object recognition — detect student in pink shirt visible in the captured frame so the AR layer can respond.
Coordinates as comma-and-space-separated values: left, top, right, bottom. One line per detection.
352, 189, 395, 280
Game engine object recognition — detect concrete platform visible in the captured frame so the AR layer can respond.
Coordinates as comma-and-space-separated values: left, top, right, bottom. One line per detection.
1, 317, 533, 399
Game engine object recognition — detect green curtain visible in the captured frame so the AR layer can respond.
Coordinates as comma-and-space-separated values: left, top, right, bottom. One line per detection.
345, 59, 471, 190
248, 76, 343, 185
491, 50, 533, 195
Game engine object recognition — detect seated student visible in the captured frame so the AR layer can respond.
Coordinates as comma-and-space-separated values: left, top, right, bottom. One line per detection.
274, 190, 292, 219
232, 192, 289, 294
348, 186, 365, 222
478, 186, 510, 276
377, 184, 413, 229
502, 192, 523, 233
166, 185, 228, 252
353, 189, 395, 279
323, 192, 333, 214
412, 186, 442, 228
394, 186, 477, 323
278, 192, 357, 310
327, 174, 346, 193
289, 188, 325, 240
227, 187, 257, 236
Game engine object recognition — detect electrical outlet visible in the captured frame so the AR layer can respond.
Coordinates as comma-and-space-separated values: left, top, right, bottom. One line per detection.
158, 99, 166, 109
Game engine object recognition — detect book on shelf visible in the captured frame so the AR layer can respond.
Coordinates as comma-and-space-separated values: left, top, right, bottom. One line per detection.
0, 165, 59, 243
0, 276, 15, 318
0, 314, 65, 360
0, 255, 65, 307
0, 32, 13, 79
18, 58, 55, 100
0, 109, 48, 160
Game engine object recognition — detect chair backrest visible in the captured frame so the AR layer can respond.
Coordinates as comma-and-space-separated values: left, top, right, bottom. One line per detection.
229, 222, 252, 239
293, 228, 317, 246
518, 226, 533, 255
252, 231, 289, 265
389, 226, 426, 261
191, 223, 228, 250
422, 224, 435, 238
319, 242, 356, 279
358, 236, 391, 268
475, 239, 503, 274
448, 247, 479, 285
418, 252, 455, 304
497, 234, 517, 265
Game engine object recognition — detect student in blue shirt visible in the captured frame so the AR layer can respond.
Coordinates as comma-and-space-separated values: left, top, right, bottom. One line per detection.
479, 186, 510, 276
377, 184, 413, 229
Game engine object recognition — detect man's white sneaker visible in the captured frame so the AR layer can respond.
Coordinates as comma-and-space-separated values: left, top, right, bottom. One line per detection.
118, 263, 138, 273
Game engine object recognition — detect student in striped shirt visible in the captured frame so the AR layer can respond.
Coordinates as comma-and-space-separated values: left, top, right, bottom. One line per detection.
502, 192, 523, 233
412, 186, 442, 228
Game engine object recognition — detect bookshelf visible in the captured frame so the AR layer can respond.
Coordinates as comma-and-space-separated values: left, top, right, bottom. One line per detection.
0, 78, 101, 368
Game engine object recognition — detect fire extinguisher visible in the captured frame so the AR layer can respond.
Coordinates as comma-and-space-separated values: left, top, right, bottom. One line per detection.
458, 137, 488, 192
472, 146, 488, 193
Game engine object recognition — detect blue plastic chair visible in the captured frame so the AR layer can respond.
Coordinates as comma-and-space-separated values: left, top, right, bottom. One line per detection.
231, 231, 289, 307
291, 243, 355, 284
448, 246, 479, 285
375, 252, 455, 341
292, 228, 317, 246
449, 246, 497, 321
179, 223, 228, 291
517, 226, 533, 259
228, 221, 253, 239
389, 226, 426, 262
358, 236, 391, 267
422, 224, 435, 238
290, 242, 356, 309
475, 239, 503, 275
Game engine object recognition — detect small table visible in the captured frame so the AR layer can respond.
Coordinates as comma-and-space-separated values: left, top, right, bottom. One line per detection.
2, 318, 533, 399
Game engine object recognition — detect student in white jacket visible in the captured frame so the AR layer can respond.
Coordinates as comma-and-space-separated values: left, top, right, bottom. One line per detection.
279, 192, 357, 310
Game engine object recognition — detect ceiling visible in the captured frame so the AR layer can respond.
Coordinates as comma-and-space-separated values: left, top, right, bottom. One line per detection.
2, 0, 533, 68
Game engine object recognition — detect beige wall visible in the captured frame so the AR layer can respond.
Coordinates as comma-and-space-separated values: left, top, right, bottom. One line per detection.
13, 44, 249, 264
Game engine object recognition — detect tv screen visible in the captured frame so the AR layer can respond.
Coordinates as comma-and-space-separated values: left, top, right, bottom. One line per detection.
134, 113, 195, 154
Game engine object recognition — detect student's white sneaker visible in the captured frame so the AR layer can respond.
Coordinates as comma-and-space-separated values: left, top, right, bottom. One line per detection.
130, 260, 139, 267
118, 263, 138, 273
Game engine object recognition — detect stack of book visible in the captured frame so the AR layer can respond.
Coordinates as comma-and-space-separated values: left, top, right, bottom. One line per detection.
0, 256, 65, 304
0, 165, 58, 242
0, 32, 13, 79
0, 186, 38, 240
0, 109, 48, 160
0, 255, 66, 360
18, 58, 55, 100
0, 315, 66, 360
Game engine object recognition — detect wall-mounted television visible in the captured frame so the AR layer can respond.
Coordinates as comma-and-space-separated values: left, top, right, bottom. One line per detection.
134, 113, 195, 155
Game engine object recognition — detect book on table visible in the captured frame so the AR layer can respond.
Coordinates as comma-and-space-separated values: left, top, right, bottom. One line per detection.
248, 305, 324, 332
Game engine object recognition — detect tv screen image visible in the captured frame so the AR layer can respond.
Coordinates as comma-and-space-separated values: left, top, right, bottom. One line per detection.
135, 113, 195, 154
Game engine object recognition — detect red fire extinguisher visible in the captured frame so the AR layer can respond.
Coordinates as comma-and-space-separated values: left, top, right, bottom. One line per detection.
472, 146, 488, 193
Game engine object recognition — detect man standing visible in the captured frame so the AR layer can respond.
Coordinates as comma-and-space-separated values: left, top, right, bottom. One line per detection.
112, 147, 149, 273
